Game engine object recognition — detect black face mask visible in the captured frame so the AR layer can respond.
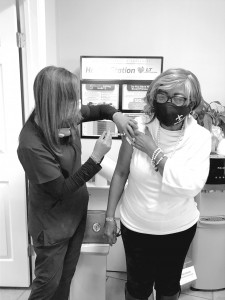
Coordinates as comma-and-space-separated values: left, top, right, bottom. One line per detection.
154, 102, 191, 126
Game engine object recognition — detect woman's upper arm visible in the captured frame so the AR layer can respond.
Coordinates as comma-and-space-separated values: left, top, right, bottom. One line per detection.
114, 137, 133, 177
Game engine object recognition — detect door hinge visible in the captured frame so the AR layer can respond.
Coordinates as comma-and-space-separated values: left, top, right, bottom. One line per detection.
28, 244, 34, 257
16, 32, 25, 48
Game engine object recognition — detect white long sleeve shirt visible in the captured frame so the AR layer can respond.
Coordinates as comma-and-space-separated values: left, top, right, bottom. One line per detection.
120, 115, 211, 235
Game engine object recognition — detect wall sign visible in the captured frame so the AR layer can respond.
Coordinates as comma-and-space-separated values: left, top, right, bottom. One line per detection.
81, 56, 163, 80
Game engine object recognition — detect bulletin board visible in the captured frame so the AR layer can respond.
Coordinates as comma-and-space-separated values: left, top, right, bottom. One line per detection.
80, 56, 163, 138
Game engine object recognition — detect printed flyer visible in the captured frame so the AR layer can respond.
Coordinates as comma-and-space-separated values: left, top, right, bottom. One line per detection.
122, 84, 149, 110
82, 83, 119, 108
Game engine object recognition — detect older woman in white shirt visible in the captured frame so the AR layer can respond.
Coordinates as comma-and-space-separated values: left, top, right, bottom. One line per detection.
104, 68, 211, 300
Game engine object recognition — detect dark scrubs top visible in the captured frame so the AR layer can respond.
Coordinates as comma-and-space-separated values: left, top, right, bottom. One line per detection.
17, 104, 117, 246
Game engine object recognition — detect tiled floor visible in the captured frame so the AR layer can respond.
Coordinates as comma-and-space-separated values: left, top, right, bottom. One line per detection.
0, 272, 225, 300
106, 272, 225, 300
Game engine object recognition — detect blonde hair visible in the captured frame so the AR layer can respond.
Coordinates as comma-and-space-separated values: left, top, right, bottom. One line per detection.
144, 68, 203, 118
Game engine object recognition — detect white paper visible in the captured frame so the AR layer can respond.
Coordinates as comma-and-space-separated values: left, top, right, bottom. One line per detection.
82, 83, 119, 108
122, 84, 149, 110
180, 266, 197, 286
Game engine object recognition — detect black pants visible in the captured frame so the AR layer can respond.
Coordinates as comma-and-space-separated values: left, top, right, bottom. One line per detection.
28, 215, 87, 300
121, 222, 197, 299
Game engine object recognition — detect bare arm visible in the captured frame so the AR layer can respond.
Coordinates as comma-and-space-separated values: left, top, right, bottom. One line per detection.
104, 137, 133, 245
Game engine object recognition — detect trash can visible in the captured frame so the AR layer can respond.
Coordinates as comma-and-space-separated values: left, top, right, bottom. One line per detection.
191, 215, 225, 290
69, 243, 109, 300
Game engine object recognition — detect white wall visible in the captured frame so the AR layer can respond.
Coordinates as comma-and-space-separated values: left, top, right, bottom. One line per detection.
45, 0, 57, 65
53, 0, 225, 161
55, 0, 225, 104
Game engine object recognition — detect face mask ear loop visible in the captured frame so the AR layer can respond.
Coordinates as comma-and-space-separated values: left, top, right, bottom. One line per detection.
188, 100, 194, 117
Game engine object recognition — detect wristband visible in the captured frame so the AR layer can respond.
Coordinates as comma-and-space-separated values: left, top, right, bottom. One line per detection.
151, 147, 162, 162
105, 217, 115, 222
155, 154, 165, 167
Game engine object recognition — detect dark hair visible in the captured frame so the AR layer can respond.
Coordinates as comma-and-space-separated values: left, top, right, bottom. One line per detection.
33, 66, 81, 155
144, 68, 203, 118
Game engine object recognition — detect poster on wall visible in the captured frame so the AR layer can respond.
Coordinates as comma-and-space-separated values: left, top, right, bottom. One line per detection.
82, 83, 119, 108
81, 83, 120, 137
122, 84, 150, 111
80, 56, 163, 138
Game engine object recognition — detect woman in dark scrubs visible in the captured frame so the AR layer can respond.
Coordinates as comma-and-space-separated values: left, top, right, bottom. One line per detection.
17, 66, 135, 300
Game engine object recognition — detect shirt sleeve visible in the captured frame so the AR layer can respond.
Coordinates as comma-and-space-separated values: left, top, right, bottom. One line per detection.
40, 157, 101, 200
18, 146, 101, 198
80, 104, 117, 123
161, 128, 211, 198
17, 146, 61, 184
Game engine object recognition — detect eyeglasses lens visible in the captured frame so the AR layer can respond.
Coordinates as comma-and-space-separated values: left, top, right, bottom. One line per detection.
156, 93, 186, 106
172, 96, 186, 106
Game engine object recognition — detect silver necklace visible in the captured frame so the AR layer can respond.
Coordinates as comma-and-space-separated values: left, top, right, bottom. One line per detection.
157, 122, 185, 158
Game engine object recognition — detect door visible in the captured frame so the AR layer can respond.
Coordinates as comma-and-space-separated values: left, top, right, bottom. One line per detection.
0, 0, 30, 287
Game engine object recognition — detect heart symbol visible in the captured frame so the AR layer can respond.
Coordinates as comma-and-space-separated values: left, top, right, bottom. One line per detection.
137, 66, 144, 73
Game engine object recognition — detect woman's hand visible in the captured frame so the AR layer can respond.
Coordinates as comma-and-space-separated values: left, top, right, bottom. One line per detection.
103, 220, 117, 246
133, 127, 157, 157
112, 112, 138, 141
91, 130, 112, 162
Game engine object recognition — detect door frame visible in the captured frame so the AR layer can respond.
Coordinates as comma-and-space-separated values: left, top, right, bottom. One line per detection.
16, 0, 47, 120
16, 0, 48, 282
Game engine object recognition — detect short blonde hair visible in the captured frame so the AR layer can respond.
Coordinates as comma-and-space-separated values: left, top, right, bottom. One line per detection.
144, 68, 203, 117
